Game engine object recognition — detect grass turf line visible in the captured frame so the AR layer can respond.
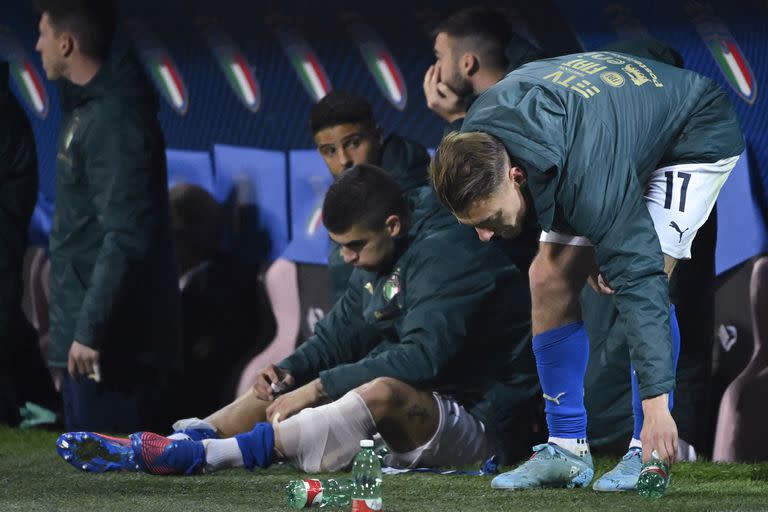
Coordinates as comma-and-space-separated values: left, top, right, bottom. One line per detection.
1, 426, 767, 511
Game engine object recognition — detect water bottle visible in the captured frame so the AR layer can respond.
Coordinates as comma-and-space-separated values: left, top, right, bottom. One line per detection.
637, 451, 671, 498
285, 478, 353, 508
351, 439, 383, 511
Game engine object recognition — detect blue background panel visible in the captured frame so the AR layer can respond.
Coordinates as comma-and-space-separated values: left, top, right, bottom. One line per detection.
715, 150, 768, 275
166, 149, 214, 193
213, 145, 288, 263
282, 150, 333, 265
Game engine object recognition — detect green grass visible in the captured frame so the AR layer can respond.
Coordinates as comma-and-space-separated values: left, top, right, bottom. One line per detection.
2, 426, 767, 511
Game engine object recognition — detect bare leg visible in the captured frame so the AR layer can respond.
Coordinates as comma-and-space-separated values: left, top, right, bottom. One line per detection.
204, 389, 270, 438
356, 377, 439, 453
663, 254, 678, 280
529, 242, 596, 335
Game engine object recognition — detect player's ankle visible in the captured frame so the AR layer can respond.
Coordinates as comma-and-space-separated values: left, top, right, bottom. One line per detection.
548, 436, 590, 459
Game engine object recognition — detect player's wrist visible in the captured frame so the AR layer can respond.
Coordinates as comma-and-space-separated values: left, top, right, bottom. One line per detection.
641, 393, 669, 414
312, 378, 327, 401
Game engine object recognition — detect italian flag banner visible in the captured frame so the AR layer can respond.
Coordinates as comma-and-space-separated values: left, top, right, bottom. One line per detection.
347, 20, 407, 111
275, 24, 332, 103
205, 28, 261, 112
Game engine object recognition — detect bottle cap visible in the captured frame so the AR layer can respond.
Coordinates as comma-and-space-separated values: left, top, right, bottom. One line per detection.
360, 439, 374, 448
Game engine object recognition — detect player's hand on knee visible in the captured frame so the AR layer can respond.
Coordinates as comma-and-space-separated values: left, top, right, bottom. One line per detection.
253, 365, 294, 401
587, 271, 615, 295
265, 378, 325, 423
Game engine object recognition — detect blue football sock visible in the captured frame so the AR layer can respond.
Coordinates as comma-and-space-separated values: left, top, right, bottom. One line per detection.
533, 321, 589, 438
235, 422, 275, 470
631, 304, 681, 440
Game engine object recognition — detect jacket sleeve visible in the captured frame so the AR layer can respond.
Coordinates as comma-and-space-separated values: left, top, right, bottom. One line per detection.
580, 176, 674, 400
73, 109, 163, 348
318, 242, 497, 399
278, 272, 378, 385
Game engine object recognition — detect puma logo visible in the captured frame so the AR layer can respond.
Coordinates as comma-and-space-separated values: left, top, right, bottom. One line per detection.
669, 221, 689, 243
543, 392, 566, 405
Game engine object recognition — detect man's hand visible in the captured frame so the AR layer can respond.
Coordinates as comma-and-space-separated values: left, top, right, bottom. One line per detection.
252, 364, 295, 401
640, 394, 678, 466
423, 65, 466, 123
587, 271, 615, 295
67, 341, 100, 381
266, 378, 327, 423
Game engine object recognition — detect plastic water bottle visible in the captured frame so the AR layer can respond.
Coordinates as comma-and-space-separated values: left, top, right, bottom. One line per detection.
637, 452, 671, 498
351, 439, 383, 511
285, 478, 353, 508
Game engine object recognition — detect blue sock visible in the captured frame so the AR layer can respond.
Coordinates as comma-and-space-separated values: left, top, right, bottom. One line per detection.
533, 322, 589, 438
235, 422, 275, 470
631, 304, 681, 440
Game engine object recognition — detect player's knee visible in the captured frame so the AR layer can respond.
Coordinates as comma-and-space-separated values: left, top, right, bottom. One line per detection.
356, 377, 408, 417
529, 256, 570, 299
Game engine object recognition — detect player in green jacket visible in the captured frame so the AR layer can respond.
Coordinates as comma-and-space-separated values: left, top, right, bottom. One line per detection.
35, 0, 181, 432
56, 165, 540, 476
309, 91, 433, 301
430, 50, 743, 490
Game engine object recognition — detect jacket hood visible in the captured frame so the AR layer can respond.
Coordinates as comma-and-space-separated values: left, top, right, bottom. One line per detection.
59, 44, 159, 115
600, 38, 684, 68
505, 34, 546, 73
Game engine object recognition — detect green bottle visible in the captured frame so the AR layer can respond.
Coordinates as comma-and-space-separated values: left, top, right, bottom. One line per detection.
285, 478, 353, 508
637, 456, 671, 498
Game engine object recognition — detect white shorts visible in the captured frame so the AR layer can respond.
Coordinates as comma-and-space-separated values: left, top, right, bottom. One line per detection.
383, 393, 493, 469
539, 156, 740, 259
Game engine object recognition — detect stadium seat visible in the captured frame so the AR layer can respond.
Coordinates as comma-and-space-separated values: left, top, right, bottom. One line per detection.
715, 151, 767, 275
166, 149, 214, 193
212, 144, 289, 264
282, 150, 333, 265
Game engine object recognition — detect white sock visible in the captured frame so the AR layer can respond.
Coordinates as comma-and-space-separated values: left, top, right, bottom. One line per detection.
202, 438, 244, 472
167, 432, 190, 441
549, 436, 590, 459
629, 438, 642, 450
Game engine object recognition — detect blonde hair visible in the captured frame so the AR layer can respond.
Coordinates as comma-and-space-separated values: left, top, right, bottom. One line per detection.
429, 131, 510, 214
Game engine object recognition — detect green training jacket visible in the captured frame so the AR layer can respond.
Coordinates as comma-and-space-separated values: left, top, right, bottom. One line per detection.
462, 51, 744, 399
281, 195, 539, 450
328, 134, 431, 301
48, 51, 181, 376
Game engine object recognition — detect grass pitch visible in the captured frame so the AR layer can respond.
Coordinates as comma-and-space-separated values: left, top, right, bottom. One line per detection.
2, 426, 767, 511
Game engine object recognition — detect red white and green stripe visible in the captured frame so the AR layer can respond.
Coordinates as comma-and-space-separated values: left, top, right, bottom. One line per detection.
205, 29, 261, 112
346, 22, 407, 110
706, 37, 756, 104
147, 53, 188, 114
289, 51, 332, 103
222, 53, 260, 111
275, 25, 332, 102
306, 206, 323, 237
360, 46, 407, 110
10, 59, 48, 118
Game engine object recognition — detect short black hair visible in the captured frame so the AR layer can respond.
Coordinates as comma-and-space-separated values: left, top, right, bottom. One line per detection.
34, 0, 116, 61
309, 90, 377, 135
323, 164, 410, 234
432, 6, 512, 71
